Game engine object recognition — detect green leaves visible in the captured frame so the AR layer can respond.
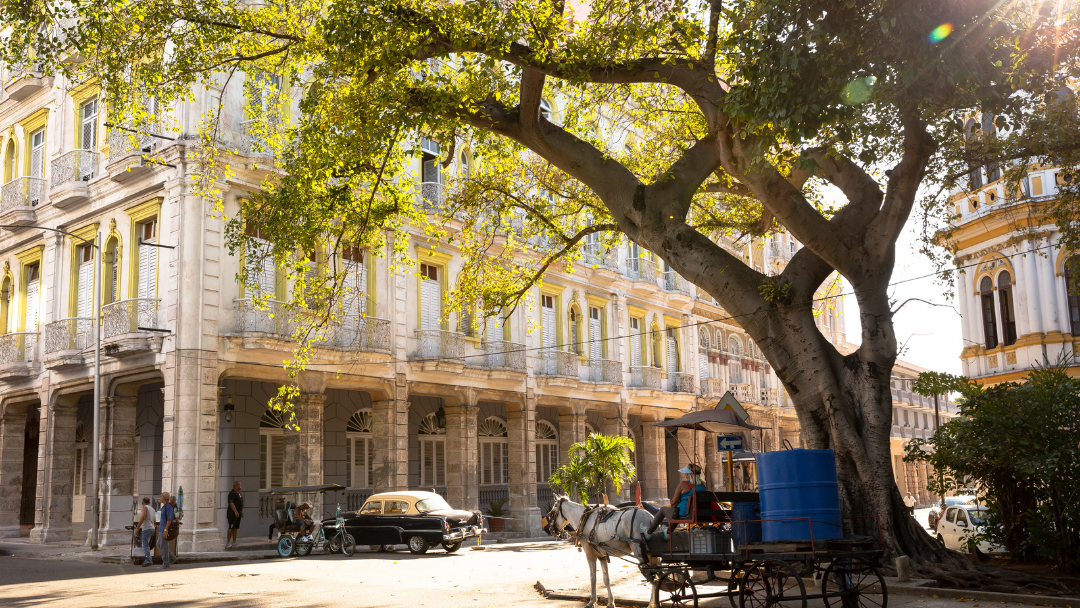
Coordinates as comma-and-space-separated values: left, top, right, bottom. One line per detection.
550, 432, 636, 503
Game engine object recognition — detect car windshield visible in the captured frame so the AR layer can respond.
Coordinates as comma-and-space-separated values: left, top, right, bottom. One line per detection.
416, 497, 452, 513
968, 508, 988, 524
945, 496, 975, 506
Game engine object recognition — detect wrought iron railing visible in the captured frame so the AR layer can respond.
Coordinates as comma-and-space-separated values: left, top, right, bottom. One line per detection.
666, 372, 695, 394
329, 317, 392, 351
581, 359, 622, 383
1, 176, 46, 209
536, 350, 578, 377
629, 366, 662, 389
7, 60, 45, 81
536, 485, 555, 511
414, 329, 467, 359
625, 257, 657, 283
658, 270, 692, 295
102, 298, 160, 338
234, 298, 294, 336
479, 486, 510, 513
731, 382, 758, 404
478, 340, 526, 369
108, 122, 159, 161
240, 116, 280, 156
51, 150, 98, 186
582, 243, 619, 271
418, 181, 445, 213
0, 332, 37, 364
769, 242, 794, 260
700, 377, 725, 397
44, 318, 93, 353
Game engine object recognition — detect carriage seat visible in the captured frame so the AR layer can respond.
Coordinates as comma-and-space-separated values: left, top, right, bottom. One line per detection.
274, 502, 303, 534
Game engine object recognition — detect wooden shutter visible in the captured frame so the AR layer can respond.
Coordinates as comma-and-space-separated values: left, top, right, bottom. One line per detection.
138, 241, 157, 299
343, 258, 366, 318
25, 272, 39, 331
699, 353, 710, 379
249, 238, 276, 297
666, 330, 678, 373
420, 276, 441, 330
630, 318, 641, 367
589, 307, 602, 360
542, 298, 556, 349
270, 435, 283, 489
77, 257, 94, 318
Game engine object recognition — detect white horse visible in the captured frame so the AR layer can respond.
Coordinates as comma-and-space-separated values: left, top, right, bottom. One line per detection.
542, 495, 658, 608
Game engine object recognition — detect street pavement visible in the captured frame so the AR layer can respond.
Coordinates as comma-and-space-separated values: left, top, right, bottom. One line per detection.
0, 532, 1046, 608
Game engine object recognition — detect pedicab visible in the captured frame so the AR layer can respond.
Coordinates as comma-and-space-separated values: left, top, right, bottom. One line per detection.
268, 484, 356, 558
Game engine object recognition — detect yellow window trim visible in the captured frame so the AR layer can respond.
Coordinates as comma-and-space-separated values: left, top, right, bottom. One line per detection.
629, 314, 646, 366
585, 295, 608, 359
0, 262, 12, 335
626, 304, 646, 318
19, 108, 49, 175
663, 314, 682, 329
71, 82, 103, 151
415, 246, 451, 331
15, 246, 44, 332
67, 223, 100, 317
125, 198, 163, 300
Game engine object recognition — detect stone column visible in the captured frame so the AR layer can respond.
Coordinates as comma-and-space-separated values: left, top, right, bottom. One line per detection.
372, 374, 408, 492
1039, 241, 1061, 334
704, 431, 720, 490
99, 395, 138, 547
507, 391, 540, 533
30, 400, 77, 543
1022, 246, 1042, 335
445, 395, 479, 511
557, 412, 584, 460
0, 409, 28, 538
284, 392, 325, 512
638, 416, 666, 502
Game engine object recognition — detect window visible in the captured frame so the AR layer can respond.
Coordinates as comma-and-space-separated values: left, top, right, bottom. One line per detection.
346, 409, 374, 489
698, 329, 710, 380
138, 219, 157, 299
23, 264, 39, 332
923, 413, 929, 429
665, 327, 679, 373
418, 413, 446, 487
541, 294, 557, 349
0, 276, 10, 334
419, 263, 441, 330
103, 239, 119, 305
80, 99, 98, 150
359, 501, 383, 514
945, 507, 957, 524
588, 306, 603, 360
259, 409, 287, 491
535, 421, 559, 484
980, 276, 998, 348
342, 246, 367, 319
245, 223, 277, 298
569, 306, 581, 354
902, 410, 909, 426
728, 337, 743, 384
478, 417, 508, 486
997, 271, 1016, 346
539, 98, 553, 122
76, 244, 94, 320
629, 317, 642, 367
385, 501, 409, 515
28, 129, 44, 205
1065, 257, 1080, 336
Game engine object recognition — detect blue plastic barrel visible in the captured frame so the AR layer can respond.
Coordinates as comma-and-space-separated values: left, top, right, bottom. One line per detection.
758, 449, 843, 541
730, 502, 762, 546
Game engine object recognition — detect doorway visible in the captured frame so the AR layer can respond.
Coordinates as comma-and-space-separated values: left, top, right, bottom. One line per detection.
664, 427, 681, 497
19, 405, 40, 529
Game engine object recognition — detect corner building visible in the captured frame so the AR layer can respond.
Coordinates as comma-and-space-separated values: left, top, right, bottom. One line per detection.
0, 68, 840, 549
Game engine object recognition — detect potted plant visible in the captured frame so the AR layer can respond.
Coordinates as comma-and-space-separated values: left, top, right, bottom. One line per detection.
484, 498, 509, 532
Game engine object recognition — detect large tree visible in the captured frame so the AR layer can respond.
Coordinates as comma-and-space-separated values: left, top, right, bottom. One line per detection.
5, 0, 1078, 577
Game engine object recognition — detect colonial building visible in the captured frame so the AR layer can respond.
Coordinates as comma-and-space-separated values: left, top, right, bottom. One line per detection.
0, 67, 836, 550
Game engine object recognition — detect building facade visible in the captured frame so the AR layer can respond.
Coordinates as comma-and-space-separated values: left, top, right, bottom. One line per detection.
0, 68, 841, 550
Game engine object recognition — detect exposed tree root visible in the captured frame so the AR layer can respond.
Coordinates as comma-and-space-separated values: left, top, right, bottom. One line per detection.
909, 556, 1075, 596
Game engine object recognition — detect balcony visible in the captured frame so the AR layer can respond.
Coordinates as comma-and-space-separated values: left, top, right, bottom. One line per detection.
475, 340, 527, 370
700, 377, 725, 398
234, 298, 294, 337
769, 242, 794, 261
580, 359, 622, 384
536, 350, 578, 377
0, 332, 38, 382
418, 182, 446, 214
629, 366, 662, 390
582, 244, 619, 273
625, 258, 657, 283
414, 329, 467, 360
50, 150, 98, 209
0, 177, 46, 228
761, 388, 780, 407
4, 62, 51, 101
240, 117, 280, 158
325, 318, 392, 352
101, 299, 164, 358
658, 271, 692, 296
43, 318, 93, 370
665, 372, 695, 394
107, 124, 159, 182
730, 382, 758, 404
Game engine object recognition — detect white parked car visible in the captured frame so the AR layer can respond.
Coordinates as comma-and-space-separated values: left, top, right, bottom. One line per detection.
936, 504, 1005, 556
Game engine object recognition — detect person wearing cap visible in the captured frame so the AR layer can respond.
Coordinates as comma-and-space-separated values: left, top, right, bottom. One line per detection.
641, 464, 707, 539
294, 502, 321, 542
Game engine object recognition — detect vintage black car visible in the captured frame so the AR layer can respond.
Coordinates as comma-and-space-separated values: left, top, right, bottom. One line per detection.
326, 491, 485, 554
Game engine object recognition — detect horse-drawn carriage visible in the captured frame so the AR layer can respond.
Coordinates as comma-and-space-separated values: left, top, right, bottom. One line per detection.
543, 408, 887, 608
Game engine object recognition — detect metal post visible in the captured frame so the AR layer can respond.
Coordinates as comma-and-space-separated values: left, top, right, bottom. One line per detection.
933, 393, 940, 431
90, 231, 102, 550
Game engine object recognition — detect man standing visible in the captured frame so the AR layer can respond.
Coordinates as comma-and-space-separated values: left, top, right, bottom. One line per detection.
226, 481, 243, 549
904, 491, 917, 516
158, 492, 174, 569
136, 497, 155, 567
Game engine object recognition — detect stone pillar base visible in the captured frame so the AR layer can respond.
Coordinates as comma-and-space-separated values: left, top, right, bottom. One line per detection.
509, 506, 542, 535
30, 525, 72, 543
180, 527, 225, 553
0, 525, 22, 539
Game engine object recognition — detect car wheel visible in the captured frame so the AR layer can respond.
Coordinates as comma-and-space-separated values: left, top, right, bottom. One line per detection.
277, 535, 295, 558
408, 536, 429, 555
442, 541, 462, 553
342, 534, 356, 557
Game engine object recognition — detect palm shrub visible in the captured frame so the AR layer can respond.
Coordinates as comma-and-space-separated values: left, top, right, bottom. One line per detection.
549, 433, 636, 504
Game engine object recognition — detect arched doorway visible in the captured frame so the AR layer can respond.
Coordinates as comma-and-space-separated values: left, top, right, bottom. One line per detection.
19, 404, 40, 530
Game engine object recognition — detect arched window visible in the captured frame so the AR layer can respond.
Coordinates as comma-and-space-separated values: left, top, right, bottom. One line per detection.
259, 408, 288, 491
535, 421, 559, 484
980, 276, 998, 349
103, 237, 120, 305
728, 337, 743, 384
459, 151, 471, 180
0, 275, 11, 334
479, 417, 508, 485
568, 305, 582, 355
997, 271, 1017, 346
3, 140, 15, 183
419, 412, 446, 487
540, 98, 553, 122
1066, 257, 1080, 336
699, 329, 710, 350
346, 409, 374, 489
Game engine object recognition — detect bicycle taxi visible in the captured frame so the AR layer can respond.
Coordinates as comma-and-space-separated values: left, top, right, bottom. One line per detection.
269, 483, 356, 558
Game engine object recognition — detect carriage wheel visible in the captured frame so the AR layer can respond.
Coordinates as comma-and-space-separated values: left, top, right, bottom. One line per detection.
740, 560, 807, 608
822, 560, 887, 608
653, 569, 699, 608
277, 535, 295, 558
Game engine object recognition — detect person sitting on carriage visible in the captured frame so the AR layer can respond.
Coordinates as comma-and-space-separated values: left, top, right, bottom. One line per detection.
294, 502, 320, 542
641, 463, 707, 539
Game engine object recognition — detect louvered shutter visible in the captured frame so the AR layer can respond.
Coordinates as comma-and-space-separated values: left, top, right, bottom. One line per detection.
303, 260, 317, 308
486, 315, 502, 340
138, 242, 157, 299
542, 305, 556, 349
420, 278, 440, 330
589, 309, 602, 360
699, 353, 710, 379
77, 260, 93, 318
666, 332, 678, 373
343, 259, 366, 319
249, 238, 276, 298
569, 316, 578, 353
25, 276, 39, 331
630, 319, 641, 367
111, 260, 118, 303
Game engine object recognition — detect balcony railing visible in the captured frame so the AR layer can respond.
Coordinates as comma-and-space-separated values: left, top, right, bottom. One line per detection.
44, 318, 94, 353
666, 372, 695, 394
658, 270, 692, 295
418, 182, 446, 214
102, 298, 160, 338
479, 486, 510, 513
625, 257, 657, 283
0, 332, 37, 364
234, 298, 294, 336
582, 244, 619, 272
536, 350, 578, 377
1, 176, 46, 209
240, 116, 280, 156
629, 366, 662, 390
769, 242, 794, 261
329, 318, 392, 351
700, 377, 725, 397
51, 150, 98, 186
731, 382, 758, 404
478, 340, 526, 370
108, 123, 159, 161
761, 388, 779, 407
414, 329, 467, 359
581, 359, 622, 383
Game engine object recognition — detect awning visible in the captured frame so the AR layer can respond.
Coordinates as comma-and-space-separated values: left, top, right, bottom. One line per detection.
654, 409, 765, 434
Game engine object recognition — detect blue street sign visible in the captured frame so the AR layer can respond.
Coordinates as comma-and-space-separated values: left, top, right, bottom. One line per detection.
717, 435, 744, 451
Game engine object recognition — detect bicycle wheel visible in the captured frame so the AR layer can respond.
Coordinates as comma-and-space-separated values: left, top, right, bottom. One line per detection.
277, 535, 295, 558
342, 534, 356, 557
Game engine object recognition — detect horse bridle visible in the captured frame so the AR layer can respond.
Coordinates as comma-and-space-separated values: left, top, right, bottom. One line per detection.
541, 495, 574, 537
